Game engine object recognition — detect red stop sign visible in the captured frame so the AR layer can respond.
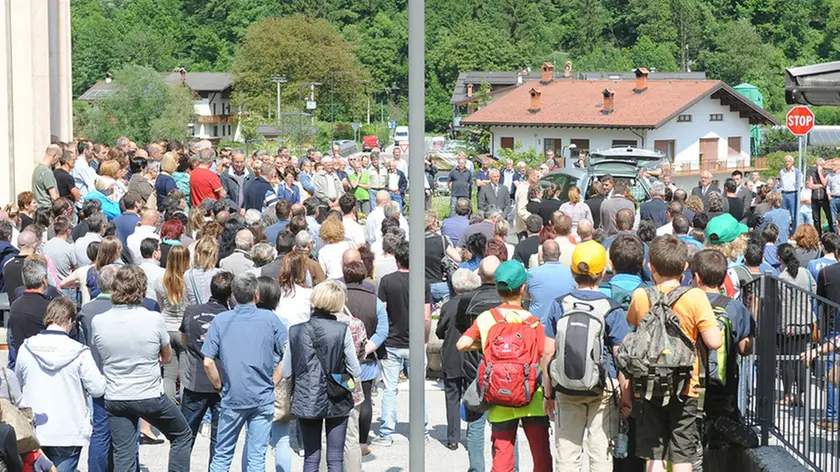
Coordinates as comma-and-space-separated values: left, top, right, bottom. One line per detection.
786, 106, 815, 135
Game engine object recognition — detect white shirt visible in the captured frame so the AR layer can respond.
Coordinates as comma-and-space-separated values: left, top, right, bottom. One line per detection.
275, 285, 313, 327
343, 216, 366, 247
139, 259, 165, 301
780, 168, 797, 192
74, 233, 103, 266
395, 158, 408, 175
656, 222, 674, 236
554, 236, 577, 267
502, 169, 516, 193
72, 156, 98, 198
127, 225, 160, 265
318, 241, 354, 280
366, 206, 386, 243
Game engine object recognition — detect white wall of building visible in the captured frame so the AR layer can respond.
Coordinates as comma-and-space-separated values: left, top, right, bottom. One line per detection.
191, 93, 238, 140
487, 95, 752, 171
650, 95, 751, 168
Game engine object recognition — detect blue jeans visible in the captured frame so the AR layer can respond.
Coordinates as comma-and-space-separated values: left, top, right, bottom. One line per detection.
89, 397, 111, 472
271, 420, 291, 472
831, 199, 840, 226
390, 192, 403, 211
105, 395, 192, 472
180, 389, 221, 466
378, 346, 427, 440
299, 416, 348, 472
783, 192, 798, 228
42, 446, 81, 472
210, 403, 274, 472
430, 282, 449, 303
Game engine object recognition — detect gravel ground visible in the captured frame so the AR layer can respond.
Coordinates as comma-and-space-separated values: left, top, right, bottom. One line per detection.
76, 379, 544, 472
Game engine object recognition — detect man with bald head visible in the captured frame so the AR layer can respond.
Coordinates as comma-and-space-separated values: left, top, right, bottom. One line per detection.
4, 230, 42, 303
365, 190, 392, 244
577, 219, 594, 242
219, 229, 255, 276
339, 248, 375, 293
526, 240, 576, 323
33, 144, 62, 209
127, 209, 161, 264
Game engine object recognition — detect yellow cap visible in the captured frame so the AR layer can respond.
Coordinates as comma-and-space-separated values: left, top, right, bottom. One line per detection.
571, 240, 607, 276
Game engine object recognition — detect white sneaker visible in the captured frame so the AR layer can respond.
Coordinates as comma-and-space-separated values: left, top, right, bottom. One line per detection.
372, 437, 393, 447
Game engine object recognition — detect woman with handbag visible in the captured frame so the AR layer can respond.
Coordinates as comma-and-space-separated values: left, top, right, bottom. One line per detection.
283, 281, 361, 472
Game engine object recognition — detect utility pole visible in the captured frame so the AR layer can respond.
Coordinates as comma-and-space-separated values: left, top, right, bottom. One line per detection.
330, 70, 350, 145
271, 75, 287, 139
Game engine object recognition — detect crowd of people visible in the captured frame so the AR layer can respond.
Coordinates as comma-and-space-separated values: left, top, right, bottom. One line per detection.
0, 135, 833, 472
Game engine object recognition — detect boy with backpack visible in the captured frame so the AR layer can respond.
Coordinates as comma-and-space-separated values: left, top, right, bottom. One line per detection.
689, 250, 755, 447
542, 241, 631, 471
456, 260, 553, 472
618, 235, 722, 472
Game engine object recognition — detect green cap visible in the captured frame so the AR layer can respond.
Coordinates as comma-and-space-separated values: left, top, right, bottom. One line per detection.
705, 213, 748, 244
494, 260, 531, 290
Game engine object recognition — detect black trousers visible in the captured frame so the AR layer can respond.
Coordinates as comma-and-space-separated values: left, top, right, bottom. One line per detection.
443, 376, 468, 444
813, 198, 834, 235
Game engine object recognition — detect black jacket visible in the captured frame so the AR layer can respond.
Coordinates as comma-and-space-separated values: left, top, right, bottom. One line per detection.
289, 313, 354, 419
513, 235, 540, 269
435, 294, 465, 379
345, 283, 385, 362
454, 284, 502, 382
243, 176, 273, 211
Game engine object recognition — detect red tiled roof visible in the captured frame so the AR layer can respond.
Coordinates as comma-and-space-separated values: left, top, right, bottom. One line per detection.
461, 79, 778, 128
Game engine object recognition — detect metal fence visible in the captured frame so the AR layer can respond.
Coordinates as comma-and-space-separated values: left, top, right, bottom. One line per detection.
739, 274, 840, 471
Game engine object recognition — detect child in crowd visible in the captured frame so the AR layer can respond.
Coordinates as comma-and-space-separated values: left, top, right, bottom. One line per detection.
624, 235, 722, 472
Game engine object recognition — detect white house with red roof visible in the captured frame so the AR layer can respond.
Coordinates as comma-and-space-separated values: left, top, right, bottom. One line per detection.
461, 64, 779, 183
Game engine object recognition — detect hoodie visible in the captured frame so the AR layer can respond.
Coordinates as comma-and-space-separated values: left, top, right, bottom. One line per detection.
15, 330, 105, 447
0, 241, 19, 292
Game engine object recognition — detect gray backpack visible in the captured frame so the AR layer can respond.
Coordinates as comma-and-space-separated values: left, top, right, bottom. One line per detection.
614, 286, 696, 406
549, 295, 616, 396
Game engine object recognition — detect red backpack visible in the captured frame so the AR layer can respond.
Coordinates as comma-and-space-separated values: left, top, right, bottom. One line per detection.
477, 308, 542, 407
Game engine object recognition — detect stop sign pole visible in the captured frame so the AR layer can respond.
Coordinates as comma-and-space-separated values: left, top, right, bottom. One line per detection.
787, 106, 815, 228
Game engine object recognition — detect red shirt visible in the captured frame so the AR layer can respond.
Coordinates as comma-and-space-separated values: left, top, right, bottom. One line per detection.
190, 167, 223, 207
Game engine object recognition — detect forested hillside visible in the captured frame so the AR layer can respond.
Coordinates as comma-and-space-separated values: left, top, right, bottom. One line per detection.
72, 0, 840, 132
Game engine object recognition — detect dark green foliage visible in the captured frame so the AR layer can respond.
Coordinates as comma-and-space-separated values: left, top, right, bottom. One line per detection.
72, 0, 839, 133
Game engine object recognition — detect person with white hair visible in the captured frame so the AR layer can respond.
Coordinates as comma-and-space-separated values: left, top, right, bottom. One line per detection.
639, 180, 668, 227
219, 229, 255, 276
244, 209, 262, 225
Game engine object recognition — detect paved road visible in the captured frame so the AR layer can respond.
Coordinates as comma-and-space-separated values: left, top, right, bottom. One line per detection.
77, 379, 544, 472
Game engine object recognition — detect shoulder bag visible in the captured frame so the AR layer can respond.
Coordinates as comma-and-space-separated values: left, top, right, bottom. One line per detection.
304, 323, 355, 399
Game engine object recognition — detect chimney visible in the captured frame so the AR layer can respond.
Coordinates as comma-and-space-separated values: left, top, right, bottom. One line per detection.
564, 61, 573, 78
467, 83, 473, 98
601, 89, 615, 114
105, 71, 112, 84
516, 73, 523, 85
529, 88, 541, 113
634, 68, 649, 93
540, 62, 554, 84
179, 66, 187, 84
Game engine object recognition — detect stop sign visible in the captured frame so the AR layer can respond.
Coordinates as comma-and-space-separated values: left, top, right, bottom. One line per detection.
786, 106, 815, 135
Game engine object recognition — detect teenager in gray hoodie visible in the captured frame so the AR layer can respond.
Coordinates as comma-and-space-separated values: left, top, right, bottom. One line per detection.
15, 297, 105, 472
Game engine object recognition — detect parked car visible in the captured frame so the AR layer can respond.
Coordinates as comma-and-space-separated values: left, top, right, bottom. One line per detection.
394, 126, 409, 145
540, 147, 665, 203
362, 135, 380, 151
434, 175, 450, 195
434, 140, 470, 166
332, 140, 359, 158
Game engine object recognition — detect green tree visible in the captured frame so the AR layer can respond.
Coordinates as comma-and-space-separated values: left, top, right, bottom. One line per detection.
76, 65, 194, 144
630, 36, 679, 71
232, 15, 369, 121
71, 0, 123, 96
575, 46, 633, 72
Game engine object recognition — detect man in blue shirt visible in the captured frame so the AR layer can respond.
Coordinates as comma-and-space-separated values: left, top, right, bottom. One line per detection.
526, 240, 575, 325
441, 198, 471, 248
113, 191, 143, 248
265, 200, 292, 247
202, 273, 288, 472
779, 155, 802, 226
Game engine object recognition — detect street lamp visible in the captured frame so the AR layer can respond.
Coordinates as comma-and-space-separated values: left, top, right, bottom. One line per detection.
330, 70, 350, 145
271, 75, 287, 138
297, 82, 321, 156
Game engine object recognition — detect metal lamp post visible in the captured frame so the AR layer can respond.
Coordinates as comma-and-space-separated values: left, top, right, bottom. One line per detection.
270, 75, 287, 138
330, 70, 350, 146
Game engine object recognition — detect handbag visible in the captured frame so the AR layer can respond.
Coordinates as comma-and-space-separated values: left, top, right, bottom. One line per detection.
273, 377, 294, 423
304, 323, 355, 400
0, 369, 38, 454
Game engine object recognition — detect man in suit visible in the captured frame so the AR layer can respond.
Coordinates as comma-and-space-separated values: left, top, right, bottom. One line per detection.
731, 170, 753, 211
478, 169, 511, 217
501, 159, 521, 202
691, 170, 719, 211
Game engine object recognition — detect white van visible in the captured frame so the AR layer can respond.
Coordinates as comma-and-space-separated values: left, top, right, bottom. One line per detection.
394, 126, 409, 145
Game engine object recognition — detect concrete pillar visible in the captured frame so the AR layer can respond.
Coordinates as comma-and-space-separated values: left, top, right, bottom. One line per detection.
0, 0, 70, 206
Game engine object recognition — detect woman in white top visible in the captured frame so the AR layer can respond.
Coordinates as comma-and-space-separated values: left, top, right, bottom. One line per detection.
276, 252, 313, 327
317, 215, 354, 280
558, 185, 593, 240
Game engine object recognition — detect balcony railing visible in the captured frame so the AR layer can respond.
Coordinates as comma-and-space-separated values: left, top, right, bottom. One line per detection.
195, 114, 239, 124
670, 156, 768, 176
